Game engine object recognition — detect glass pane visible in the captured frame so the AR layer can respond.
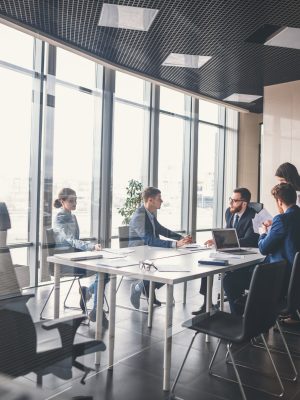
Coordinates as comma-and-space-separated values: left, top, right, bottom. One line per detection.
56, 47, 96, 88
10, 248, 28, 268
158, 114, 184, 231
111, 101, 146, 236
0, 68, 32, 242
199, 99, 220, 124
197, 123, 218, 229
160, 86, 185, 115
115, 71, 145, 104
0, 23, 34, 69
52, 85, 95, 236
196, 231, 211, 243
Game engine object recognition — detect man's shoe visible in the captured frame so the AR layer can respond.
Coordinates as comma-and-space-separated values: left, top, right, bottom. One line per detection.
88, 309, 109, 328
130, 283, 141, 309
142, 284, 162, 306
191, 304, 206, 316
80, 286, 92, 311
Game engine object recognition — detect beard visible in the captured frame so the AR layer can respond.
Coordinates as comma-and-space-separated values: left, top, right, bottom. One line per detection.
229, 203, 243, 214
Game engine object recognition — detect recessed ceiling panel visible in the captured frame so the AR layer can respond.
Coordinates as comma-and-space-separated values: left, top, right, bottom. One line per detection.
98, 4, 159, 31
1, 0, 300, 113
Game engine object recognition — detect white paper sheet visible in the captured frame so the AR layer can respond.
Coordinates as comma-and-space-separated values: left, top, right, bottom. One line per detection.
252, 208, 273, 234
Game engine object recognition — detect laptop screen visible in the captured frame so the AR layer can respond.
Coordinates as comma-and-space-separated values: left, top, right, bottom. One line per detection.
212, 229, 240, 250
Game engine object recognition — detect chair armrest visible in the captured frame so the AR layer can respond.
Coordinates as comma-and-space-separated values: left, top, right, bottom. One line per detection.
42, 314, 87, 330
42, 314, 87, 348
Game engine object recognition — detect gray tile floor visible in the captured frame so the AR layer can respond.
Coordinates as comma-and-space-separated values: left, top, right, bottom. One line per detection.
15, 275, 300, 400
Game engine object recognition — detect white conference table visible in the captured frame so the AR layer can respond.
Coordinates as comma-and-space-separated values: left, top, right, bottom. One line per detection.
48, 246, 264, 391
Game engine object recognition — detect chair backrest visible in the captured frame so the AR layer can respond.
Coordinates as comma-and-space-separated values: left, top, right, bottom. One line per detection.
0, 247, 21, 299
249, 202, 263, 213
0, 246, 36, 377
287, 252, 300, 312
0, 202, 11, 248
242, 261, 286, 340
118, 225, 130, 248
0, 295, 37, 377
45, 228, 78, 276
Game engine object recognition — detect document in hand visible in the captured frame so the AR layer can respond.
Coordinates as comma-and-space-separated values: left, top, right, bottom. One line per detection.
252, 208, 273, 234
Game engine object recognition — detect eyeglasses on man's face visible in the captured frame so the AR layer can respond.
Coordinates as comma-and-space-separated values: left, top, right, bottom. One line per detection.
139, 260, 158, 271
229, 197, 244, 203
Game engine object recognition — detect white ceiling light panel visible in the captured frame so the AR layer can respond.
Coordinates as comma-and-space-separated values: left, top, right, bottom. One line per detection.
162, 53, 211, 68
265, 27, 300, 50
223, 93, 262, 103
98, 4, 159, 31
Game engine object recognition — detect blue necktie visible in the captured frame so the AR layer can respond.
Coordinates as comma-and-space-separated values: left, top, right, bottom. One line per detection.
233, 214, 239, 229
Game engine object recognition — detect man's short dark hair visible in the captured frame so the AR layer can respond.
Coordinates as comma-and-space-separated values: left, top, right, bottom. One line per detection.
233, 187, 251, 203
143, 187, 161, 202
271, 183, 296, 205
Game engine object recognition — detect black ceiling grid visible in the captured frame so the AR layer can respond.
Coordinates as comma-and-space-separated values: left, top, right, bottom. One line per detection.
1, 0, 300, 113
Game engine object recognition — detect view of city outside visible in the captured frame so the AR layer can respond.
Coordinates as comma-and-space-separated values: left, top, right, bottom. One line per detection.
111, 71, 147, 237
158, 113, 184, 230
0, 68, 32, 244
197, 123, 219, 230
52, 84, 95, 237
158, 87, 185, 230
0, 23, 233, 267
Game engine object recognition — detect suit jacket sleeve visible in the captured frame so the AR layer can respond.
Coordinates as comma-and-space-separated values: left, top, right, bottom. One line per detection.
258, 215, 286, 255
130, 209, 181, 248
155, 220, 182, 241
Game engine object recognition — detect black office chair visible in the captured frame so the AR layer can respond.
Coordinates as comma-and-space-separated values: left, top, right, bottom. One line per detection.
40, 228, 95, 319
0, 202, 11, 246
0, 247, 106, 386
118, 225, 129, 249
250, 253, 300, 382
249, 202, 263, 213
170, 261, 287, 400
0, 202, 30, 288
280, 252, 300, 325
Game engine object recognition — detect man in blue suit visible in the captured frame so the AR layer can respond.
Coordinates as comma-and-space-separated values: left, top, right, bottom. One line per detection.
193, 187, 259, 315
259, 183, 300, 296
129, 186, 192, 309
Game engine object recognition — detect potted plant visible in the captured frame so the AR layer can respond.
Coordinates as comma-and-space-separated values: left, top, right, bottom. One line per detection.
118, 179, 143, 247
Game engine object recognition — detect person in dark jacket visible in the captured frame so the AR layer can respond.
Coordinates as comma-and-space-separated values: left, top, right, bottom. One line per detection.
192, 187, 259, 315
129, 186, 192, 309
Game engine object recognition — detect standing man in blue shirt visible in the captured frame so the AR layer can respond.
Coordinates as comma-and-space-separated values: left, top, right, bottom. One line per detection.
129, 186, 192, 309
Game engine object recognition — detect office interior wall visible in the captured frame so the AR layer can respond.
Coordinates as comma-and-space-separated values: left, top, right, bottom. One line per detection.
237, 112, 262, 201
261, 80, 300, 214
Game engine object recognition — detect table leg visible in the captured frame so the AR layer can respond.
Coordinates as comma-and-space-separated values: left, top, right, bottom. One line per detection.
183, 282, 187, 305
108, 275, 117, 370
95, 272, 105, 365
163, 284, 174, 391
54, 263, 60, 319
147, 281, 154, 328
205, 275, 213, 343
220, 272, 225, 311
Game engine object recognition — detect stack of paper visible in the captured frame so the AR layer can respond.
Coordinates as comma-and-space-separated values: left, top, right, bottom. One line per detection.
252, 208, 273, 233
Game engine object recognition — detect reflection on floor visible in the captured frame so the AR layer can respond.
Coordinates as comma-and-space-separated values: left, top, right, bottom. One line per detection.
14, 276, 300, 400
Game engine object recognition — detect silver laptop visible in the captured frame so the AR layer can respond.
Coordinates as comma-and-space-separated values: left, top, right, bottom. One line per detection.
211, 228, 257, 255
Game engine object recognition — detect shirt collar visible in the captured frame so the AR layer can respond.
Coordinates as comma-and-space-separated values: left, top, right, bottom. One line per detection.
145, 208, 154, 220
